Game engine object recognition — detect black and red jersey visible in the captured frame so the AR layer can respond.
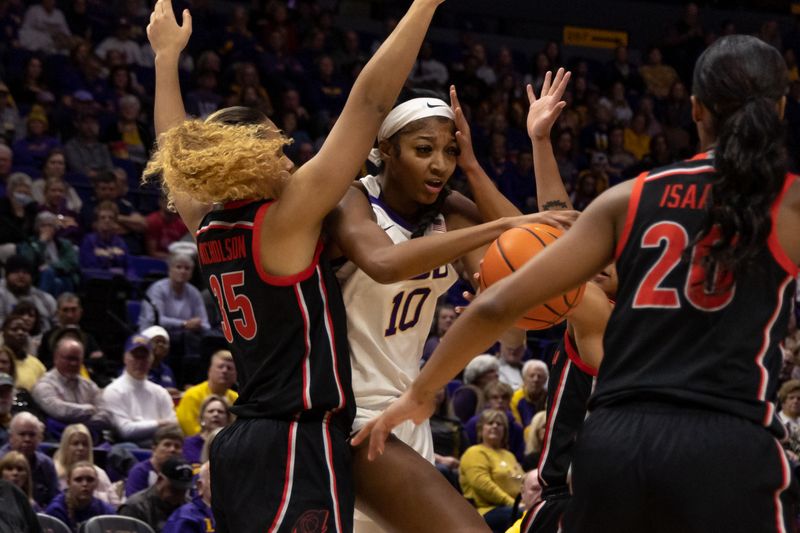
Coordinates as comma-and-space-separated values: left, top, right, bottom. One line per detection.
195, 199, 355, 428
594, 153, 799, 437
537, 331, 596, 491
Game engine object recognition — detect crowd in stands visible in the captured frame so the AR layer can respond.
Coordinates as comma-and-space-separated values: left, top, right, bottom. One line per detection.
0, 0, 798, 531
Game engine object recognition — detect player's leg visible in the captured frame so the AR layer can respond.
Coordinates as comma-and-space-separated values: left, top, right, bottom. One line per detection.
562, 405, 650, 533
352, 434, 490, 533
566, 403, 797, 533
210, 418, 288, 533
522, 497, 569, 533
211, 417, 354, 533
281, 419, 354, 533
645, 407, 794, 533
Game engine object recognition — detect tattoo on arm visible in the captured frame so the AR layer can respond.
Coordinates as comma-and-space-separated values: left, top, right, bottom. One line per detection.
542, 200, 569, 211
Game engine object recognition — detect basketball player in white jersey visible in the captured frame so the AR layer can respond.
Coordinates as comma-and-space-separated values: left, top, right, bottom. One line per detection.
326, 87, 577, 533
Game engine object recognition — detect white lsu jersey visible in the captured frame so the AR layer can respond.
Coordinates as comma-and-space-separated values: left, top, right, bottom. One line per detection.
336, 175, 457, 415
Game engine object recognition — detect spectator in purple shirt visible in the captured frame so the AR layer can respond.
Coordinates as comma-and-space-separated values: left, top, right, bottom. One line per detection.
163, 461, 214, 533
44, 461, 115, 532
125, 425, 184, 497
183, 395, 232, 465
79, 201, 129, 274
12, 106, 60, 168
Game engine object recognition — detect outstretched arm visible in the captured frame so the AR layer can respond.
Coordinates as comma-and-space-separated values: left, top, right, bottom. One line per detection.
353, 179, 632, 459
451, 86, 521, 220
527, 69, 573, 211
327, 187, 578, 284
277, 0, 445, 227
147, 0, 210, 232
147, 0, 191, 139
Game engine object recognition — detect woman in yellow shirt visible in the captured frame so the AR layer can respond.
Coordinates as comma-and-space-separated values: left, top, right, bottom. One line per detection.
460, 409, 525, 533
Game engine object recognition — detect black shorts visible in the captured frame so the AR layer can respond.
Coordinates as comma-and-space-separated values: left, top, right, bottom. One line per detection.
563, 402, 794, 533
210, 416, 354, 533
522, 495, 568, 533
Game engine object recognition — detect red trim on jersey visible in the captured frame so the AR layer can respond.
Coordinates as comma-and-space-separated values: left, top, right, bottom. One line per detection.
521, 499, 547, 531
268, 421, 297, 532
223, 198, 260, 210
563, 331, 598, 377
323, 413, 343, 533
643, 164, 716, 182
195, 221, 254, 236
772, 439, 791, 533
537, 356, 572, 486
689, 150, 713, 161
252, 201, 324, 286
755, 276, 792, 411
614, 172, 647, 260
317, 266, 346, 410
293, 284, 313, 410
767, 174, 800, 277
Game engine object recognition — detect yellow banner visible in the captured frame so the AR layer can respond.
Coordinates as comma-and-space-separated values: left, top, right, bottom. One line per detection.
563, 25, 628, 49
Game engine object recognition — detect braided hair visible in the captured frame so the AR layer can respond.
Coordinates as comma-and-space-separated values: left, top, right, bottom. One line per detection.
690, 35, 789, 284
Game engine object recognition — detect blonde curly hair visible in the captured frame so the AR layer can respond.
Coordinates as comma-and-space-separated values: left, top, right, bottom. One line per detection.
144, 119, 292, 205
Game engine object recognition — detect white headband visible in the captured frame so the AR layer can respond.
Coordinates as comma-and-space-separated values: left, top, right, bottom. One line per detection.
368, 97, 455, 166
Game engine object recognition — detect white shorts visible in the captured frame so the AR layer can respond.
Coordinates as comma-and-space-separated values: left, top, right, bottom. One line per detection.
353, 405, 435, 532
353, 405, 435, 463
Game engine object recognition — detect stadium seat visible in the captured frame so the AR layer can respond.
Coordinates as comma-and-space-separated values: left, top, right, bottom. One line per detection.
64, 172, 92, 188
79, 515, 155, 533
446, 379, 462, 398
128, 255, 168, 281
126, 299, 142, 327
10, 164, 41, 179
111, 157, 142, 184
37, 514, 71, 533
73, 183, 94, 206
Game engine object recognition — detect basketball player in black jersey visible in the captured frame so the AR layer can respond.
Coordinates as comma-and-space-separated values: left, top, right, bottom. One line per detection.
357, 36, 800, 532
516, 70, 615, 533
144, 0, 445, 531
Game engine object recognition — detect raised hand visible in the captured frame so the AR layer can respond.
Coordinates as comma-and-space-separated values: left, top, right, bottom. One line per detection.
526, 68, 571, 142
450, 85, 479, 171
146, 0, 192, 59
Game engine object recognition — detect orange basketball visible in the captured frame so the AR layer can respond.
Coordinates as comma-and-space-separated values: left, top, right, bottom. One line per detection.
479, 223, 585, 330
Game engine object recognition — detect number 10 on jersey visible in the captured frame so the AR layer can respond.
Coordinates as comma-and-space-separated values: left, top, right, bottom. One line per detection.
385, 288, 432, 336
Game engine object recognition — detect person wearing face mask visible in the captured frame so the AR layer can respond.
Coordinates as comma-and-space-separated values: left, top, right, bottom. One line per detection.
0, 173, 38, 253
17, 211, 81, 297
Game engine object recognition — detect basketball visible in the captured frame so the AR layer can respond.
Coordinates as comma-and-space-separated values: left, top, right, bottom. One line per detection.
479, 223, 585, 330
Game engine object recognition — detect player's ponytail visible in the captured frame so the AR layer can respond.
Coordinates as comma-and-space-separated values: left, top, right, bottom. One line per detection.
691, 35, 788, 282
